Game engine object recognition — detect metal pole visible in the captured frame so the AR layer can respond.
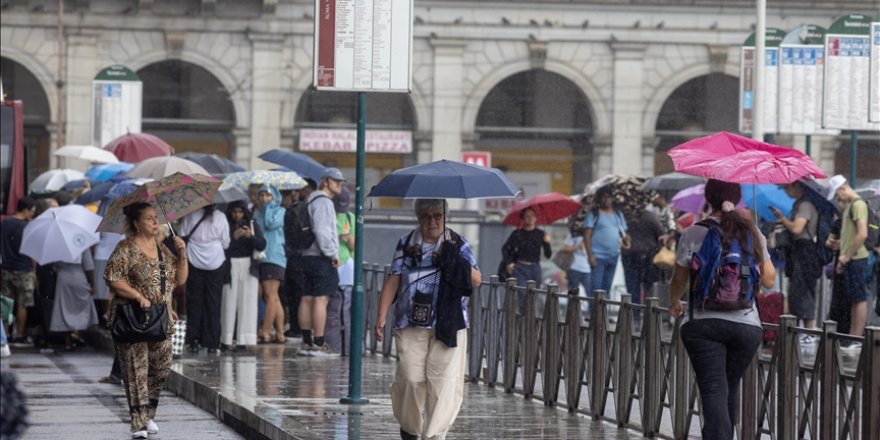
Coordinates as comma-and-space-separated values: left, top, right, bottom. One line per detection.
341, 91, 369, 405
805, 134, 812, 157
752, 0, 766, 141
850, 131, 858, 187
55, 0, 65, 150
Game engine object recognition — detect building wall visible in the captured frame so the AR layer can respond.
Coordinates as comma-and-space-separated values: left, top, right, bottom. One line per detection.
1, 0, 871, 187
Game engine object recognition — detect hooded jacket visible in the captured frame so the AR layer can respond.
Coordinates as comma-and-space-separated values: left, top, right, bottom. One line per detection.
254, 185, 286, 268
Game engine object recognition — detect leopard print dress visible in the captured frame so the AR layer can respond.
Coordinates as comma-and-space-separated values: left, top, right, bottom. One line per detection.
104, 238, 178, 432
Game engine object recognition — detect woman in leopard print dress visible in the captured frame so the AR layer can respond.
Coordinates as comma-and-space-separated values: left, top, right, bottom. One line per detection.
104, 202, 188, 439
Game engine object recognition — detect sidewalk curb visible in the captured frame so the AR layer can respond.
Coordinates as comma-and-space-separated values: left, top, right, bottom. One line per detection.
85, 328, 293, 440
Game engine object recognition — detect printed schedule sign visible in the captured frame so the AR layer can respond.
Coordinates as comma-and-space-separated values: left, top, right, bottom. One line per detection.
778, 25, 838, 135
91, 66, 142, 148
314, 0, 413, 92
823, 14, 880, 131
870, 22, 880, 122
739, 29, 785, 134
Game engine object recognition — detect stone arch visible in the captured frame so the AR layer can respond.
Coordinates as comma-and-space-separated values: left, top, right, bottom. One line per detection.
129, 50, 248, 130
0, 49, 57, 123
0, 54, 55, 180
462, 59, 610, 138
642, 62, 739, 135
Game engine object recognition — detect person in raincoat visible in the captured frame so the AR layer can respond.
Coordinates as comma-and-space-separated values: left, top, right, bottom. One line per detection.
254, 185, 287, 343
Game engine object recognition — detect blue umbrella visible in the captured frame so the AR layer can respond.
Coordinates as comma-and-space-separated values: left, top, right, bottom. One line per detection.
85, 162, 134, 182
741, 184, 794, 221
258, 149, 326, 182
175, 152, 245, 175
75, 180, 115, 205
367, 160, 519, 199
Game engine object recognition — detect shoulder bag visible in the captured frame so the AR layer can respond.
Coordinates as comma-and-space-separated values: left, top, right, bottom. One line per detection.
111, 244, 169, 343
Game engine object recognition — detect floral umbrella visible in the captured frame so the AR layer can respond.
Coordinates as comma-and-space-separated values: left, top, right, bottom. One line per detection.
97, 173, 221, 234
220, 170, 307, 191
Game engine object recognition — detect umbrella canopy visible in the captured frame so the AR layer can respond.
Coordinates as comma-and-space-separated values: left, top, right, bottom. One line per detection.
671, 184, 748, 215
176, 152, 245, 175
104, 132, 174, 163
54, 145, 120, 164
667, 132, 827, 184
641, 172, 706, 192
126, 156, 210, 179
580, 174, 657, 219
85, 162, 134, 182
502, 192, 582, 228
221, 170, 308, 191
367, 160, 518, 199
214, 186, 250, 204
97, 173, 221, 234
75, 180, 115, 205
258, 149, 326, 182
741, 184, 794, 221
855, 179, 880, 195
29, 169, 86, 194
20, 205, 102, 265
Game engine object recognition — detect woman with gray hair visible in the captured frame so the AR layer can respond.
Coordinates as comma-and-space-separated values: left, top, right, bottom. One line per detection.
374, 199, 482, 440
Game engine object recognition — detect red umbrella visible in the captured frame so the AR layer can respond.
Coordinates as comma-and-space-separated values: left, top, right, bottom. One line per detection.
503, 192, 582, 228
667, 132, 826, 184
104, 133, 174, 163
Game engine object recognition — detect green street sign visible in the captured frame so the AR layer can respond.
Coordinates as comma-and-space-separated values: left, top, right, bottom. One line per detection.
827, 14, 872, 35
94, 65, 140, 82
781, 24, 827, 45
744, 28, 787, 47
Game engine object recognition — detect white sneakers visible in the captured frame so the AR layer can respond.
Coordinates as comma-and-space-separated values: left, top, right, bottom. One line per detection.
132, 420, 157, 438
0, 344, 10, 358
840, 342, 863, 357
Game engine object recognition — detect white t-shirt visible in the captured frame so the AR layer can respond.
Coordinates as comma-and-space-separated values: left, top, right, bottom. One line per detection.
675, 218, 770, 328
179, 210, 230, 270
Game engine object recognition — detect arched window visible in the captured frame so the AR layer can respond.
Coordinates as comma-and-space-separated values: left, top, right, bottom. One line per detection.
476, 70, 593, 194
137, 60, 235, 157
0, 57, 52, 180
654, 73, 738, 173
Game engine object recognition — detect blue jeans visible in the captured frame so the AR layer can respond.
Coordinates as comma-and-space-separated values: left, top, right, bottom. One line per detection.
590, 256, 618, 295
0, 320, 7, 345
680, 319, 762, 440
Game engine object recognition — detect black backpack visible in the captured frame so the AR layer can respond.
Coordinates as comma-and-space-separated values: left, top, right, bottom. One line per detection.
851, 199, 880, 252
284, 194, 327, 256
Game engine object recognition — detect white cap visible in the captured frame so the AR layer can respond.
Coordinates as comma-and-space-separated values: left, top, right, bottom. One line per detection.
826, 174, 847, 201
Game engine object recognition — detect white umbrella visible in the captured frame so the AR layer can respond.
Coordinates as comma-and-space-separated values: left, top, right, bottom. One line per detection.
20, 205, 102, 265
126, 156, 210, 179
29, 169, 86, 193
54, 145, 120, 164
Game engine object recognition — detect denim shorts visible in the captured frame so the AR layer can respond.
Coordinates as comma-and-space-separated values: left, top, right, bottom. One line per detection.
301, 256, 339, 297
843, 258, 869, 303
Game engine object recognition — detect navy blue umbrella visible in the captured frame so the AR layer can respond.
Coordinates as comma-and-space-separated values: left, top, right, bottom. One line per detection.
367, 160, 519, 199
176, 152, 245, 175
258, 149, 325, 182
75, 180, 115, 205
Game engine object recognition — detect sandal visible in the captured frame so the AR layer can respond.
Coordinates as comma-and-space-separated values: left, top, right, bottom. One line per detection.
273, 334, 286, 344
98, 376, 121, 384
258, 333, 271, 344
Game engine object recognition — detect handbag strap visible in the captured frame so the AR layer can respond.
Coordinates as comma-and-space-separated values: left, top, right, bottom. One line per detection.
157, 243, 166, 296
183, 212, 209, 241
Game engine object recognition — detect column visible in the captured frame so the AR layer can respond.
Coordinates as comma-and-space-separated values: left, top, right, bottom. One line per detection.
248, 33, 285, 169
65, 32, 100, 151
430, 39, 467, 163
610, 43, 647, 176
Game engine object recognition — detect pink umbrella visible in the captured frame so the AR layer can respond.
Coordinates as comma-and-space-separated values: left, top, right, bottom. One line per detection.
667, 132, 826, 184
104, 133, 174, 163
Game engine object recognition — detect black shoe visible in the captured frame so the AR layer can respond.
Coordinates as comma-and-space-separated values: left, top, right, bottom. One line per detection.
189, 343, 200, 353
284, 329, 302, 338
400, 428, 418, 440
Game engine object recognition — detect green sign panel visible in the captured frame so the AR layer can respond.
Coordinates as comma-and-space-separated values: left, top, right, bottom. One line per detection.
827, 14, 872, 35
744, 28, 787, 47
94, 65, 140, 82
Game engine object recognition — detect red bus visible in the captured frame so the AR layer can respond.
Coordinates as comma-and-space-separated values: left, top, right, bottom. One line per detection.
1, 100, 26, 216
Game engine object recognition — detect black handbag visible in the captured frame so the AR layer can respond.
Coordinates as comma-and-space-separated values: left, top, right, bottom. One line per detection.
111, 244, 169, 343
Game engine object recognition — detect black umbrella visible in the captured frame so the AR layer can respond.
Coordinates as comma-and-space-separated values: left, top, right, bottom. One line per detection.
367, 160, 518, 199
641, 172, 706, 192
175, 152, 245, 175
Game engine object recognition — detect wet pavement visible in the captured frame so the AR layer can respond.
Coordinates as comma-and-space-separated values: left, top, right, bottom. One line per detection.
0, 346, 242, 440
167, 342, 642, 439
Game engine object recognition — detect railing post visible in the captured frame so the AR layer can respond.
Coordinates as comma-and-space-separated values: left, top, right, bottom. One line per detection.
564, 289, 583, 413
672, 312, 690, 440
468, 276, 489, 384
543, 284, 560, 407
522, 280, 539, 398
739, 355, 758, 440
820, 320, 838, 439
484, 277, 499, 386
862, 326, 880, 440
616, 293, 633, 426
777, 315, 797, 440
642, 297, 660, 437
381, 265, 394, 356
501, 278, 517, 390
364, 264, 377, 354
590, 289, 608, 419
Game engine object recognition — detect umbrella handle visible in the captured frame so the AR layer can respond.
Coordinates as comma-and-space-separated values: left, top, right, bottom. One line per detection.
155, 200, 177, 237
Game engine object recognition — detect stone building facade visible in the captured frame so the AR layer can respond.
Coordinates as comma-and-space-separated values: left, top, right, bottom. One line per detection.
1, 0, 877, 196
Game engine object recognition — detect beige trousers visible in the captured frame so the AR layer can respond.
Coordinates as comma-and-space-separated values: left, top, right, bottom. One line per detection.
391, 327, 467, 440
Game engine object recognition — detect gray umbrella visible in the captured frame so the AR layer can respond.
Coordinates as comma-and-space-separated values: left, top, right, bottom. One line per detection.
641, 172, 706, 192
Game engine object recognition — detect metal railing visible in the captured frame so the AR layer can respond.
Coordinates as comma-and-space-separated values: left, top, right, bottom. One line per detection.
361, 265, 880, 440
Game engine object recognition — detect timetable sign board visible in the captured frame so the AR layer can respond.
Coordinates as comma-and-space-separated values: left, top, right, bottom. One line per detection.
823, 14, 880, 131
870, 22, 880, 122
314, 0, 413, 93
